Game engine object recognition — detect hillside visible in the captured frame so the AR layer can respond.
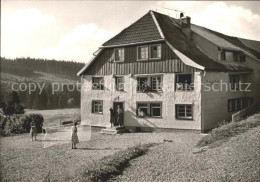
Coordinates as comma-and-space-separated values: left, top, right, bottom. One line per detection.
0, 57, 84, 109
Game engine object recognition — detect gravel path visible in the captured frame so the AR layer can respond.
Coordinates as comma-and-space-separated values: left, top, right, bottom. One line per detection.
0, 129, 200, 182
111, 127, 260, 182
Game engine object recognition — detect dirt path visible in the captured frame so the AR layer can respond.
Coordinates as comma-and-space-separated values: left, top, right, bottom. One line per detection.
0, 130, 201, 182
111, 127, 260, 182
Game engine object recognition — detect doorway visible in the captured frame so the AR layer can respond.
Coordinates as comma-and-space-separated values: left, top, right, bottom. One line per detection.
113, 102, 124, 126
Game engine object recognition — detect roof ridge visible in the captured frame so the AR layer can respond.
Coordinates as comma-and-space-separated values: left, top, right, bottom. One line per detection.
150, 11, 165, 39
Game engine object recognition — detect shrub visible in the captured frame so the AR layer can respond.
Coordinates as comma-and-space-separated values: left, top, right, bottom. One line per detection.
3, 115, 26, 135
0, 113, 44, 136
21, 114, 44, 133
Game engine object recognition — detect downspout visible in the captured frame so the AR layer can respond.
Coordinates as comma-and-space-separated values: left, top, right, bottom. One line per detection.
201, 70, 206, 133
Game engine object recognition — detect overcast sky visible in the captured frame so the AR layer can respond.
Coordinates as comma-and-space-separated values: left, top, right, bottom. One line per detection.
1, 1, 260, 63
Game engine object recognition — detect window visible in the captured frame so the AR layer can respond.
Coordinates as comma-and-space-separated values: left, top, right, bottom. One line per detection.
230, 75, 240, 91
175, 74, 193, 91
150, 103, 162, 117
137, 77, 149, 92
115, 77, 124, 91
176, 104, 193, 119
115, 48, 124, 62
150, 45, 161, 59
137, 76, 162, 92
233, 52, 238, 61
92, 77, 104, 90
92, 101, 103, 113
228, 97, 254, 112
221, 50, 226, 60
137, 46, 148, 60
151, 77, 162, 91
137, 102, 162, 117
240, 55, 246, 62
137, 103, 148, 117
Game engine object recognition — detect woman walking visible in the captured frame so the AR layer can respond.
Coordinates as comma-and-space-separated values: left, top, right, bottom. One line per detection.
71, 121, 79, 149
30, 120, 37, 141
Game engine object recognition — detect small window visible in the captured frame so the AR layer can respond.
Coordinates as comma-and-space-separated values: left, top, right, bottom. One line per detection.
137, 102, 162, 117
230, 75, 240, 91
240, 55, 246, 62
92, 77, 104, 90
115, 48, 124, 62
176, 104, 193, 119
175, 74, 193, 91
115, 77, 124, 91
150, 103, 162, 117
137, 46, 148, 60
150, 45, 161, 59
92, 101, 103, 113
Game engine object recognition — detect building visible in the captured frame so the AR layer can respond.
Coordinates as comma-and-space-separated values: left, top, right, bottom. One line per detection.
77, 10, 260, 132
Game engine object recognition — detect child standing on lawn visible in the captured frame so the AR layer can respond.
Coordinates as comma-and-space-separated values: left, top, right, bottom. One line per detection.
71, 121, 79, 149
30, 120, 37, 141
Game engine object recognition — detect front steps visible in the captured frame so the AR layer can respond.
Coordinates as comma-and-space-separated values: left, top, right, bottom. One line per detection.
100, 126, 126, 135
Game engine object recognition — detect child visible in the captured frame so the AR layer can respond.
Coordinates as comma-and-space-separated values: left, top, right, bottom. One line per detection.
30, 120, 37, 141
71, 121, 79, 149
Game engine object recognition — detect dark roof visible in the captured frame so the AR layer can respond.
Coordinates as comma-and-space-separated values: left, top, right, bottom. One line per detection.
191, 24, 260, 59
152, 11, 250, 71
103, 12, 162, 46
79, 10, 256, 75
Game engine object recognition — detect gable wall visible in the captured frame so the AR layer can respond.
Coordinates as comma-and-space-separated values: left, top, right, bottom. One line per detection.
85, 42, 200, 75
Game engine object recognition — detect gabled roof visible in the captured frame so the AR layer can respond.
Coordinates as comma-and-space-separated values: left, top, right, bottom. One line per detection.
78, 10, 256, 76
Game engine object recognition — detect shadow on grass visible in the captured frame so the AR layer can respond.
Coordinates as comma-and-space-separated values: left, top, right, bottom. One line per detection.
76, 143, 159, 182
76, 147, 122, 151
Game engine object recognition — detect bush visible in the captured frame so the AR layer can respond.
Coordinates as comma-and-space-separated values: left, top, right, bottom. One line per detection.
2, 115, 26, 136
21, 114, 44, 133
0, 114, 44, 136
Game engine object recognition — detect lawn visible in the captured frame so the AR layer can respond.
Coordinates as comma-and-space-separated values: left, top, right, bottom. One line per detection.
111, 126, 260, 182
0, 129, 201, 182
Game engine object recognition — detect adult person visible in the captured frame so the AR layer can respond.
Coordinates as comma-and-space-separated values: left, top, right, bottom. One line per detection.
71, 121, 79, 149
117, 105, 124, 127
30, 120, 37, 141
109, 107, 115, 127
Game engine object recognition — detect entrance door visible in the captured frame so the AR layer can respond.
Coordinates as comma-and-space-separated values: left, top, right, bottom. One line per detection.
113, 102, 124, 126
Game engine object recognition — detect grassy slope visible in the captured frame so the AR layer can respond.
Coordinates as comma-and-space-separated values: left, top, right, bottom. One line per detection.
111, 126, 260, 182
197, 113, 260, 147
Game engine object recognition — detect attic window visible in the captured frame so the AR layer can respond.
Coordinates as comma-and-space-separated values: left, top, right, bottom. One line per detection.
150, 45, 161, 59
137, 46, 148, 60
114, 48, 124, 62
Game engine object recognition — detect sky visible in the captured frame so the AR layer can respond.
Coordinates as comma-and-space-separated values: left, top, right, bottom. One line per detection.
1, 1, 260, 63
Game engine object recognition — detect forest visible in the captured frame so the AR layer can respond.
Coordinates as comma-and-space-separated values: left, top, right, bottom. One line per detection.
0, 57, 84, 109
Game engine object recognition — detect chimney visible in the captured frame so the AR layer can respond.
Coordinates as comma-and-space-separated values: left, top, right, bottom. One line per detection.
180, 15, 191, 39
